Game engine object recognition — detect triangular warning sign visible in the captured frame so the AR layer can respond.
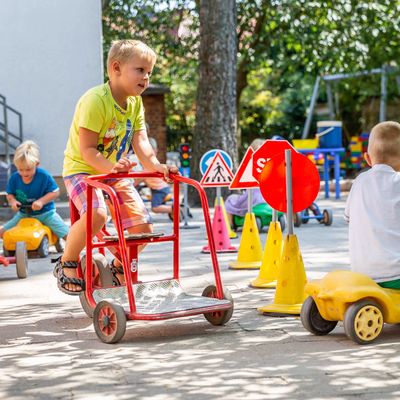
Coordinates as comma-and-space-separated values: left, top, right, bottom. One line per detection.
200, 151, 234, 187
230, 147, 259, 189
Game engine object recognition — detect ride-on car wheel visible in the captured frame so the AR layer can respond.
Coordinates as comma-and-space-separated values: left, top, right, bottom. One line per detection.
278, 215, 286, 232
3, 247, 13, 257
37, 236, 49, 258
15, 241, 28, 279
300, 296, 337, 335
55, 239, 64, 253
343, 299, 384, 345
202, 285, 234, 326
255, 217, 263, 233
93, 300, 126, 344
79, 253, 114, 318
293, 212, 302, 227
322, 209, 333, 226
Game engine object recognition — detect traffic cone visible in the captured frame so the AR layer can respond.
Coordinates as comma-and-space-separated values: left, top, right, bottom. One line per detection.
229, 213, 263, 269
202, 204, 237, 253
250, 221, 283, 288
218, 197, 238, 239
258, 234, 307, 315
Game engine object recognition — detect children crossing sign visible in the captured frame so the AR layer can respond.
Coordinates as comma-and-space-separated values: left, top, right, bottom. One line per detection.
200, 152, 234, 187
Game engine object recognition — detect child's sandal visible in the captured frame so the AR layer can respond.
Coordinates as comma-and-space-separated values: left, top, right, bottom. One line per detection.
110, 259, 124, 286
52, 257, 85, 296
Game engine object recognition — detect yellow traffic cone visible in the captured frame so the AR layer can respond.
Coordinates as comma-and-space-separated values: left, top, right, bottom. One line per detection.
250, 221, 283, 288
258, 234, 307, 314
229, 213, 263, 269
216, 197, 238, 239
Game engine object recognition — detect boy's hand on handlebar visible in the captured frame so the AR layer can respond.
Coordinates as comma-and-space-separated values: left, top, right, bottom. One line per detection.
10, 200, 21, 211
111, 156, 137, 174
154, 164, 179, 183
32, 200, 44, 211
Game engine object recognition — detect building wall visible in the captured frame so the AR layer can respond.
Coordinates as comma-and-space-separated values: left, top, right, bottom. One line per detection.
0, 0, 103, 175
142, 94, 167, 163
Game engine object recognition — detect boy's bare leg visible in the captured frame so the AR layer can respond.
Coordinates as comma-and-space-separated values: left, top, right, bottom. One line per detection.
152, 204, 173, 214
60, 209, 107, 293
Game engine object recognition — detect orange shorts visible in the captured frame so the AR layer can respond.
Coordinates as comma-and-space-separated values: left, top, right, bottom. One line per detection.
64, 174, 151, 230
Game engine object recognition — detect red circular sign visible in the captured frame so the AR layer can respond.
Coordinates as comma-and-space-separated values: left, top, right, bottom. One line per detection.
259, 151, 320, 213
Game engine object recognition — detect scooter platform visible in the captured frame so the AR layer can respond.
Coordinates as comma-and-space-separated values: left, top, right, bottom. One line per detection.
92, 279, 231, 317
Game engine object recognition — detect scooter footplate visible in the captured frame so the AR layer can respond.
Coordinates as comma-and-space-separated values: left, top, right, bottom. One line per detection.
93, 279, 231, 315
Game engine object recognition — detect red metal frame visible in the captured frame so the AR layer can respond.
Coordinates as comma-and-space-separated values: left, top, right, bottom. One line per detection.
71, 171, 229, 321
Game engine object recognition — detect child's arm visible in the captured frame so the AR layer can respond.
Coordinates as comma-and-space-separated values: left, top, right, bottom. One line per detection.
132, 130, 178, 180
31, 190, 59, 211
79, 127, 135, 173
6, 194, 20, 211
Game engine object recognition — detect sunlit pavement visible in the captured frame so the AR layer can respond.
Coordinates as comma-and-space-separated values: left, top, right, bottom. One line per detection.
1, 194, 400, 400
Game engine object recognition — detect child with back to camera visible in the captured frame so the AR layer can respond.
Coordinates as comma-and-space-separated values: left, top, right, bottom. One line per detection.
345, 121, 400, 288
0, 140, 69, 245
56, 39, 177, 295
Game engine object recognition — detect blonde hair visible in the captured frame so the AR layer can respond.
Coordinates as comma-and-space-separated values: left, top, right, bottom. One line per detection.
250, 138, 265, 151
368, 121, 400, 167
107, 39, 157, 77
14, 140, 40, 167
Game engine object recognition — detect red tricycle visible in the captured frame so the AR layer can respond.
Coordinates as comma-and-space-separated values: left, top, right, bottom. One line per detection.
73, 171, 233, 343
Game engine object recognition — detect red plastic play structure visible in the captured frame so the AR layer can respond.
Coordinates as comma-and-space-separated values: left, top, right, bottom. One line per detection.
71, 171, 233, 343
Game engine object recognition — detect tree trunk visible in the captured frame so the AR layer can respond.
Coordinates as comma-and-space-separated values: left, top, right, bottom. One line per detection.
191, 0, 237, 204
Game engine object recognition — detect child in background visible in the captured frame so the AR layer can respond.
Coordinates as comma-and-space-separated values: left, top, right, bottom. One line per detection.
0, 141, 68, 245
345, 121, 400, 288
225, 138, 266, 227
57, 39, 177, 295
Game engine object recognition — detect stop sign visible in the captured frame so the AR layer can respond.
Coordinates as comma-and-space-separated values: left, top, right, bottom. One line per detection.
259, 151, 320, 213
252, 140, 296, 182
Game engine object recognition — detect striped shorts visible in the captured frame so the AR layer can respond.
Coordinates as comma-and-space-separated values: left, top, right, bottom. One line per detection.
64, 174, 151, 230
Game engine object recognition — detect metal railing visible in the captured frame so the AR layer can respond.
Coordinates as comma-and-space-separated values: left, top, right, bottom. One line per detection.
0, 93, 23, 173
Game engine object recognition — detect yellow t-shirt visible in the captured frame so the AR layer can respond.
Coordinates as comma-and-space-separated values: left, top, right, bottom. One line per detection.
63, 82, 146, 177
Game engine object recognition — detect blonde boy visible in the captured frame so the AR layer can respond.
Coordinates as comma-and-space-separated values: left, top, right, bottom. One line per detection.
56, 40, 177, 295
0, 140, 68, 241
345, 121, 400, 288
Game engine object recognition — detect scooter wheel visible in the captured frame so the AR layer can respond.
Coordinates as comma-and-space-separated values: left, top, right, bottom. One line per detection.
15, 242, 28, 279
343, 300, 383, 345
93, 300, 126, 344
202, 285, 234, 326
300, 296, 337, 335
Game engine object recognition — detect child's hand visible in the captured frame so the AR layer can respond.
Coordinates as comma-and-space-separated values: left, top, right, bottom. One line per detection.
32, 200, 44, 211
111, 156, 137, 174
154, 164, 179, 183
10, 200, 21, 212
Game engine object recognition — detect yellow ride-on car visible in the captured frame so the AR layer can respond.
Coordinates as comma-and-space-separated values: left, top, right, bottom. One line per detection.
300, 270, 400, 345
3, 205, 62, 258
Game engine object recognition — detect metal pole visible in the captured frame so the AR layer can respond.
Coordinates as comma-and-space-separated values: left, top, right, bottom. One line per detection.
302, 76, 320, 139
285, 150, 294, 235
183, 182, 189, 226
380, 65, 387, 122
272, 208, 277, 223
247, 188, 252, 213
216, 187, 221, 206
326, 82, 335, 120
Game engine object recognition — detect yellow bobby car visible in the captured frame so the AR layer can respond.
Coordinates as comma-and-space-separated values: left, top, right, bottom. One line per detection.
3, 218, 61, 258
300, 270, 400, 345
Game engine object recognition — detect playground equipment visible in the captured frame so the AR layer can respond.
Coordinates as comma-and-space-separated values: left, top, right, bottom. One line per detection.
3, 204, 63, 258
293, 202, 333, 227
0, 241, 28, 279
301, 270, 400, 345
77, 171, 233, 344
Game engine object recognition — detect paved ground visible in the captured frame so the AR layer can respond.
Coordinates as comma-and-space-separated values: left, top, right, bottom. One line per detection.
1, 194, 400, 399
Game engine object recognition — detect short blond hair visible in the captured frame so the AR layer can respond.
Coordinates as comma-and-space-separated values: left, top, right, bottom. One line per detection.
368, 121, 400, 166
250, 138, 265, 151
14, 140, 40, 167
106, 39, 157, 77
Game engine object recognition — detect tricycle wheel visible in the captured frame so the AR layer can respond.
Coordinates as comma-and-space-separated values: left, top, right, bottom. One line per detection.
322, 209, 333, 226
79, 254, 114, 318
202, 285, 234, 326
343, 300, 383, 345
301, 209, 309, 224
300, 296, 337, 335
37, 236, 49, 258
93, 300, 126, 344
293, 212, 302, 227
278, 215, 286, 232
15, 242, 28, 279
